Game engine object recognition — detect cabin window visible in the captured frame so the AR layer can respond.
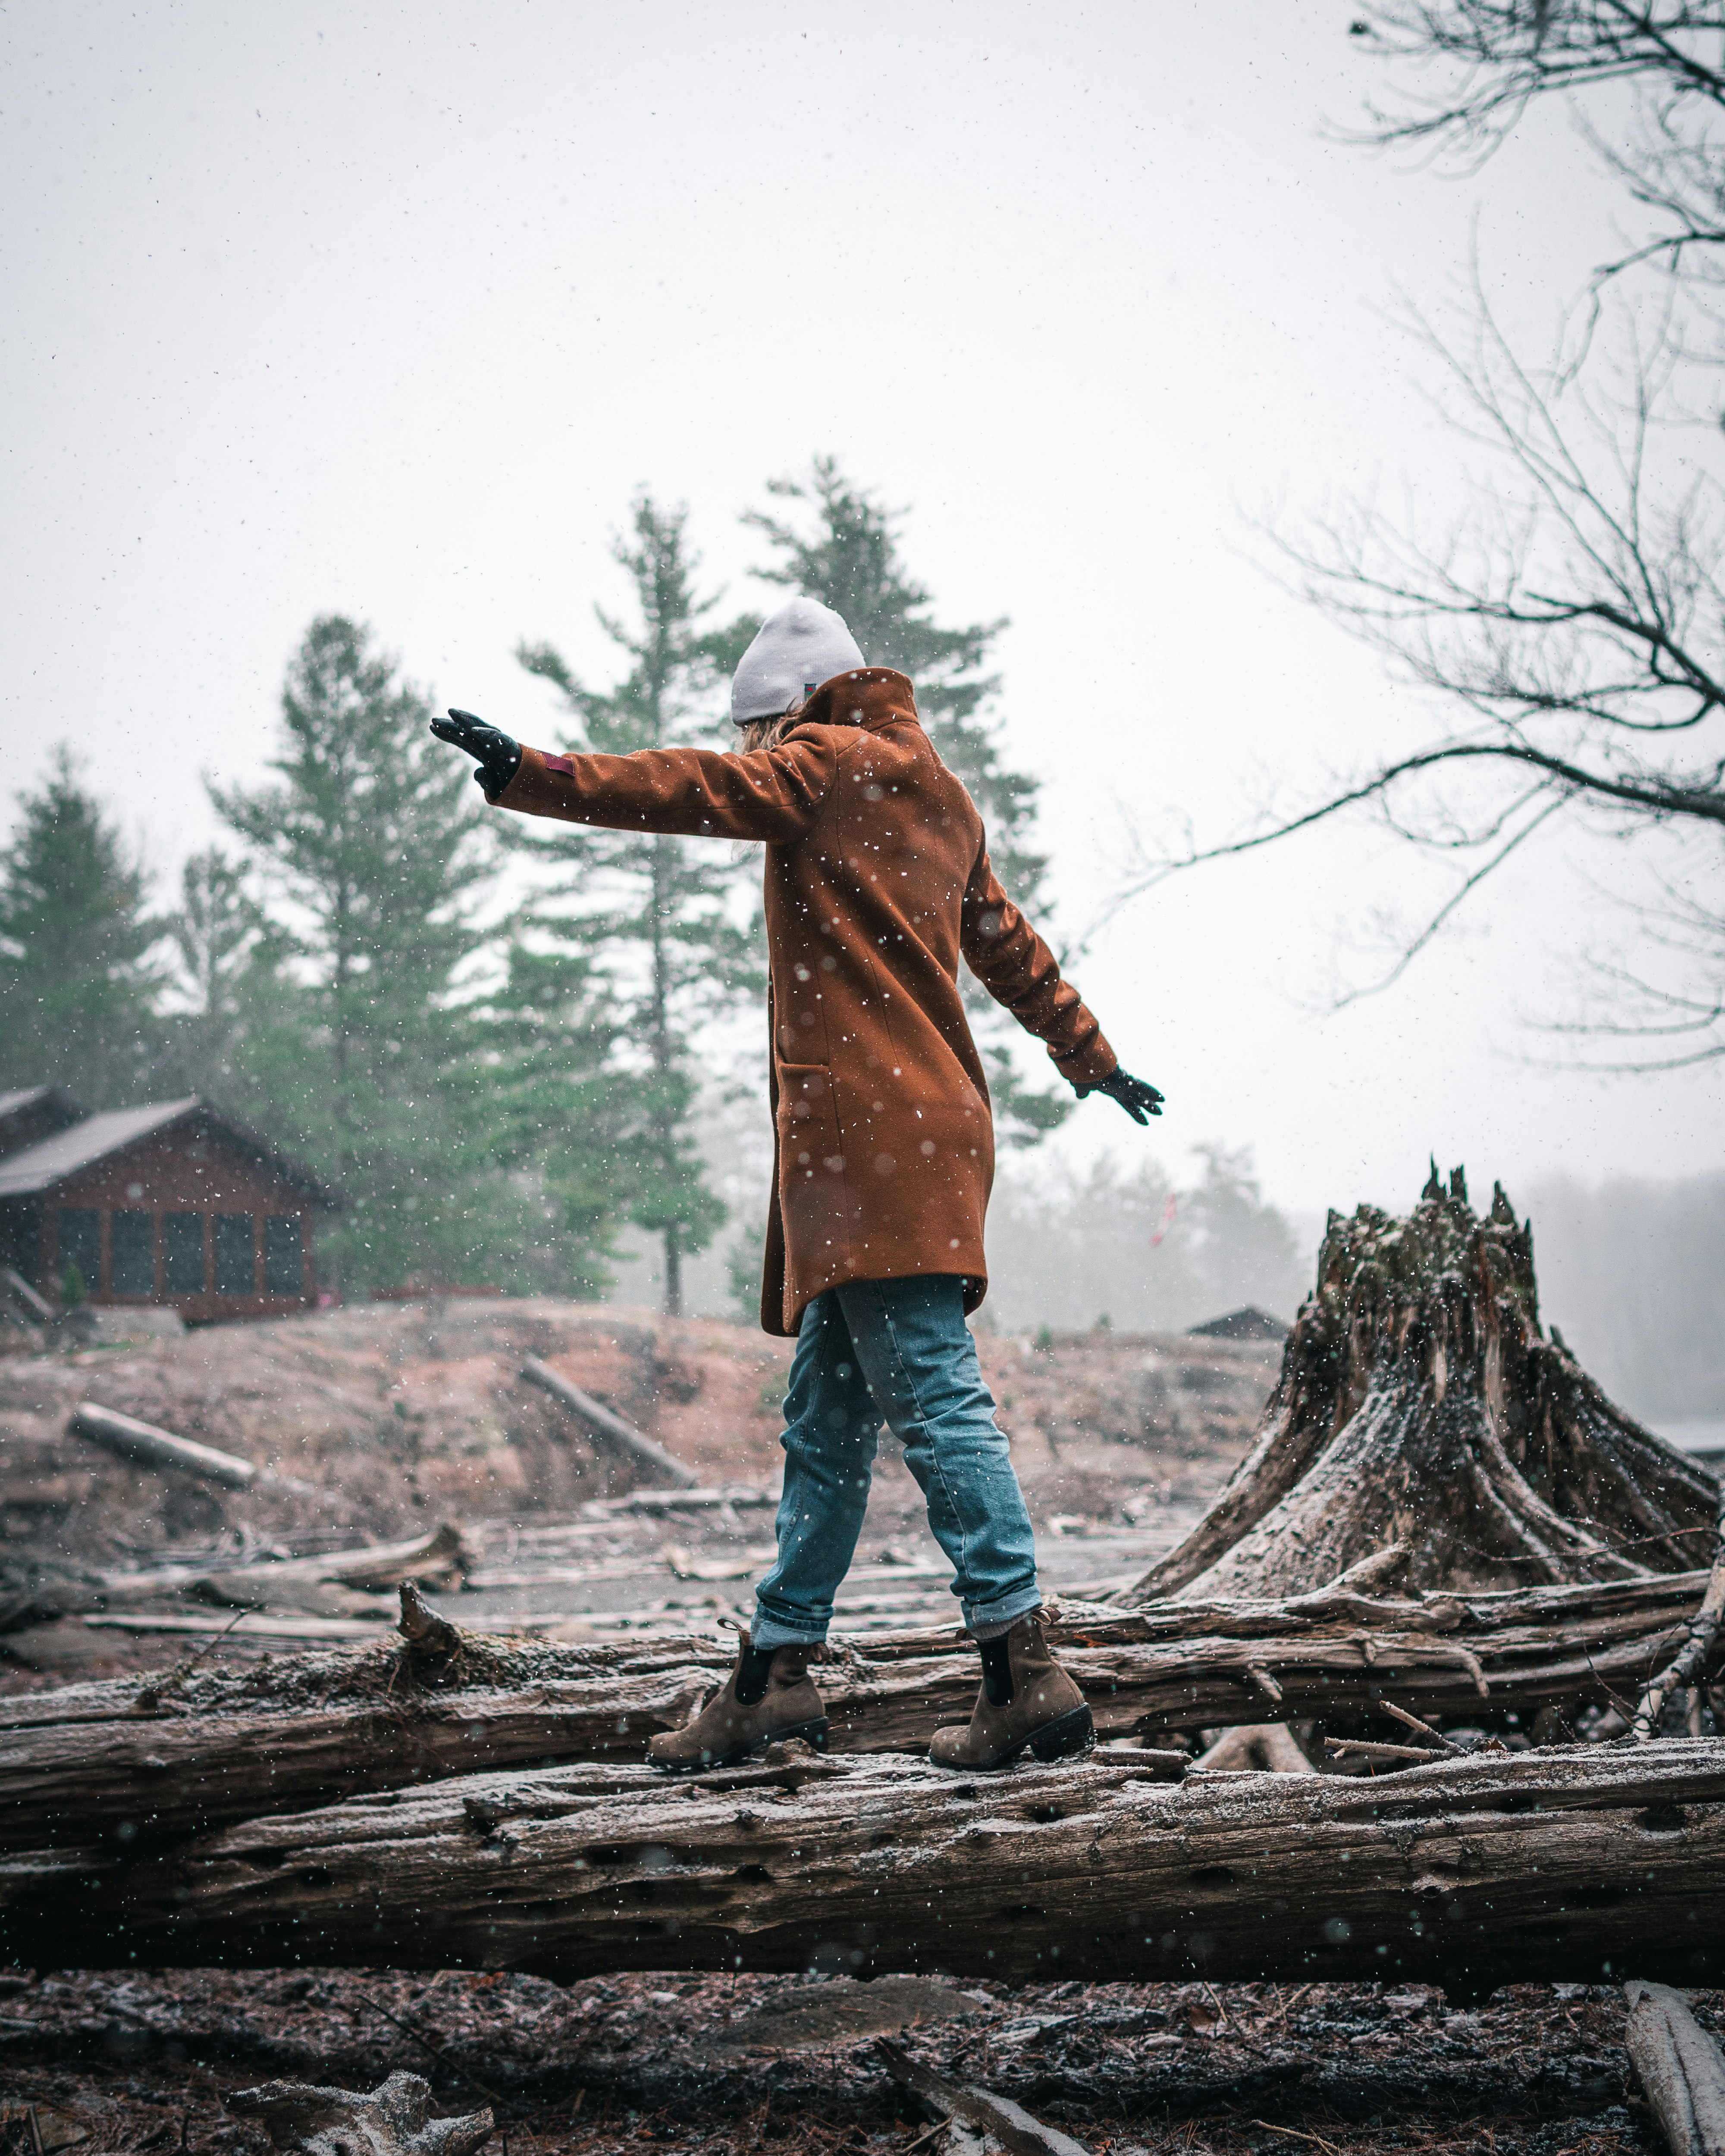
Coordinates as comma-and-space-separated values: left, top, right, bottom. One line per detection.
213, 1213, 255, 1294
163, 1213, 206, 1294
57, 1208, 100, 1297
110, 1210, 154, 1296
264, 1215, 302, 1294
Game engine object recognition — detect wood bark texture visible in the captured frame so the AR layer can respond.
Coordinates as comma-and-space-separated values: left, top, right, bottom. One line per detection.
226, 2070, 492, 2156
1633, 1496, 1725, 1742
876, 2039, 1092, 2156
5, 1574, 1719, 1851
4, 1739, 1722, 1993
1622, 1980, 1725, 2156
1127, 1169, 1720, 1604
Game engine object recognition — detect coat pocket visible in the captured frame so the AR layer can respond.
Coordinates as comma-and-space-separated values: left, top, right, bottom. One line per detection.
776, 1063, 845, 1177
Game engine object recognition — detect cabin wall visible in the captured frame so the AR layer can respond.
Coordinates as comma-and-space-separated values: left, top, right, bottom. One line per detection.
32, 1117, 322, 1323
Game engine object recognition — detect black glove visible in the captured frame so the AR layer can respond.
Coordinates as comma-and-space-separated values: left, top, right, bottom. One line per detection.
429, 708, 523, 799
1078, 1067, 1165, 1124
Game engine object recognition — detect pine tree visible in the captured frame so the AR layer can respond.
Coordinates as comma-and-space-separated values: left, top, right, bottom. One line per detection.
743, 459, 1069, 1141
517, 497, 758, 1316
211, 615, 519, 1290
0, 745, 163, 1105
472, 934, 633, 1298
155, 847, 257, 1097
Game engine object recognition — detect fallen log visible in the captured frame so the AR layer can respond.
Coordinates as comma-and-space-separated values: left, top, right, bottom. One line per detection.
68, 1402, 320, 1499
1195, 1724, 1314, 1773
519, 1357, 697, 1487
93, 1522, 470, 1613
1622, 1980, 1725, 2156
5, 1738, 1723, 1992
877, 2038, 1091, 2156
606, 1486, 773, 1512
1633, 1492, 1725, 1741
5, 1571, 1720, 1852
227, 2070, 491, 2156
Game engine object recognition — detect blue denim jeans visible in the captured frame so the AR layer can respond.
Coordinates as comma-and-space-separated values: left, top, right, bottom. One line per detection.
751, 1274, 1041, 1647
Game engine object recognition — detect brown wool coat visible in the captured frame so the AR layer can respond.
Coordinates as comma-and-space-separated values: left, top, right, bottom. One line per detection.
496, 667, 1117, 1335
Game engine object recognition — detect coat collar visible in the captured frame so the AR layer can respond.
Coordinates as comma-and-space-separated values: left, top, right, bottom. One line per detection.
798, 667, 919, 735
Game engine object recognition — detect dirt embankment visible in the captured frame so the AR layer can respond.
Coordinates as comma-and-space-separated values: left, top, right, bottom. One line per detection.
0, 1302, 1276, 1570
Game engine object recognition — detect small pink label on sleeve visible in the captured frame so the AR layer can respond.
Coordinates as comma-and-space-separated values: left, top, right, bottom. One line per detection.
543, 753, 576, 777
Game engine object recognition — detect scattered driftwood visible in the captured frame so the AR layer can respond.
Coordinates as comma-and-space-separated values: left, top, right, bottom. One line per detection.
1633, 1495, 1725, 1741
1193, 1724, 1313, 1773
80, 1611, 393, 1642
5, 1572, 1719, 1851
2, 1267, 53, 1325
608, 1485, 773, 1512
877, 2037, 1092, 2156
226, 2070, 491, 2156
92, 1523, 470, 1617
1127, 1169, 1719, 1603
0, 2098, 87, 2152
1622, 1981, 1725, 2156
68, 1403, 320, 1500
519, 1356, 697, 1487
6, 1739, 1721, 1991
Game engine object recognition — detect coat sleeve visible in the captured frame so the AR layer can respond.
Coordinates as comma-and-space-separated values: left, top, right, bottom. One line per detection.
492, 732, 838, 842
960, 847, 1119, 1090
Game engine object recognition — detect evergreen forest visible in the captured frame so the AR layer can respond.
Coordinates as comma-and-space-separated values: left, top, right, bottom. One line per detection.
5, 462, 1241, 1315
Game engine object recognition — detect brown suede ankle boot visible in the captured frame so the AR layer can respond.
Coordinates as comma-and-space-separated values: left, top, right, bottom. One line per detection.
646, 1633, 828, 1772
928, 1610, 1093, 1772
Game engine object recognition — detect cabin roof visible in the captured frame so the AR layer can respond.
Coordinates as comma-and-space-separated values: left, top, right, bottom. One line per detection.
0, 1086, 86, 1148
0, 1097, 343, 1207
1188, 1305, 1289, 1343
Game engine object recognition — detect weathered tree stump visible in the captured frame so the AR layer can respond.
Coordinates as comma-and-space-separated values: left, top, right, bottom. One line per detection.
1127, 1168, 1719, 1604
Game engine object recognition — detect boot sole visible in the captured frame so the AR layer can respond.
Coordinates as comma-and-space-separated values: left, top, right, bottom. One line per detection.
649, 1716, 829, 1775
932, 1703, 1096, 1774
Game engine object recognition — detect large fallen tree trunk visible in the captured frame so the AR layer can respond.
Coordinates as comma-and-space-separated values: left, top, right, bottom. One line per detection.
6, 1572, 1719, 1850
1126, 1168, 1719, 1604
68, 1402, 321, 1500
4, 1738, 1722, 1993
518, 1357, 697, 1488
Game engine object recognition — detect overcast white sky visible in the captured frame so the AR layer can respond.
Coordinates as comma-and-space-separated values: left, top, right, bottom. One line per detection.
3, 0, 1719, 1221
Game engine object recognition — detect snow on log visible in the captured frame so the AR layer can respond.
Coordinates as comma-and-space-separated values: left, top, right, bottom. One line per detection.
1126, 1169, 1719, 1604
3, 1573, 1719, 1852
3, 1739, 1722, 1993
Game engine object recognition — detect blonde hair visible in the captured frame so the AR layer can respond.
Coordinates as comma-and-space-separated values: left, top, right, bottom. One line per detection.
735, 701, 806, 754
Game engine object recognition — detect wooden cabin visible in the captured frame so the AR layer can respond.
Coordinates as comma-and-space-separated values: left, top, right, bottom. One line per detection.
0, 1090, 342, 1324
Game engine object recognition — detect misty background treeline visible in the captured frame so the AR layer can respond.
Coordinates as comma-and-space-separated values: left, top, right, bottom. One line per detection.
1, 455, 1719, 1424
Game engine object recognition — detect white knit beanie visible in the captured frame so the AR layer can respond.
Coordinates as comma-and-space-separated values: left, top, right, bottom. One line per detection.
731, 596, 866, 725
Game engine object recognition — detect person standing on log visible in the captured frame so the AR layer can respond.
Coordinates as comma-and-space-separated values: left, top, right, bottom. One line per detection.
432, 597, 1163, 1771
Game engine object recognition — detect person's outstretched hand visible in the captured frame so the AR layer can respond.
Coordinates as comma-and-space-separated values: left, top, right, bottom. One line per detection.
1079, 1067, 1165, 1124
429, 708, 523, 798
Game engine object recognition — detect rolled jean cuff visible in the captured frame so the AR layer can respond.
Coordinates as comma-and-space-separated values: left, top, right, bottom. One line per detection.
965, 1583, 1043, 1639
751, 1606, 828, 1651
